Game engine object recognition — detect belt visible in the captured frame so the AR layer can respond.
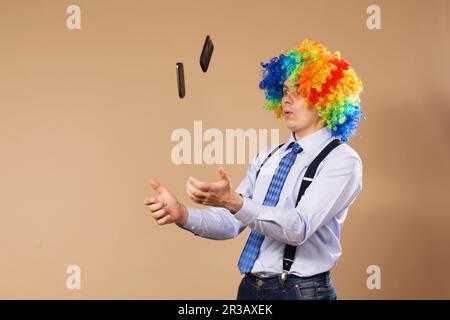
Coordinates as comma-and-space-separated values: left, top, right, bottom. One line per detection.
245, 271, 330, 286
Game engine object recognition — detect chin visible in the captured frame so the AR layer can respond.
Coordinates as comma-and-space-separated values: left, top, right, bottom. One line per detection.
284, 118, 298, 130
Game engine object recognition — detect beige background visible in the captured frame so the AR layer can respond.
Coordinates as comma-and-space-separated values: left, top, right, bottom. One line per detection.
0, 0, 449, 299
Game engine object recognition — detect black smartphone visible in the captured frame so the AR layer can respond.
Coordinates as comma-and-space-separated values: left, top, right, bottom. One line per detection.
200, 35, 214, 72
176, 62, 185, 98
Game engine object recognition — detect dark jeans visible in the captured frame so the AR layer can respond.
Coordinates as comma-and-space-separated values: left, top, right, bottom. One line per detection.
236, 271, 337, 300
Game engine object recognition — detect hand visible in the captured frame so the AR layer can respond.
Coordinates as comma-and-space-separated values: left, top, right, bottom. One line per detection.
186, 167, 243, 214
144, 179, 188, 225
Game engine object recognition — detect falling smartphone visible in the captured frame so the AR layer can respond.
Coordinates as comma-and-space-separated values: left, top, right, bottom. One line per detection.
200, 35, 214, 72
176, 62, 185, 98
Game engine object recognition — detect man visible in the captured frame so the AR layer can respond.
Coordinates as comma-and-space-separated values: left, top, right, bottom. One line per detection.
144, 39, 364, 300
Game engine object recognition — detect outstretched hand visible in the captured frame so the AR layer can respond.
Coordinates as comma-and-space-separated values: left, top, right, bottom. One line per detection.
144, 179, 188, 225
186, 167, 243, 214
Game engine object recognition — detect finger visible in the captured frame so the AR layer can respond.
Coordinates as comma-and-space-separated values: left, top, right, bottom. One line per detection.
144, 197, 157, 205
186, 181, 206, 199
149, 179, 166, 193
218, 167, 231, 183
148, 201, 166, 212
188, 176, 210, 192
156, 214, 172, 225
186, 188, 205, 204
152, 207, 168, 220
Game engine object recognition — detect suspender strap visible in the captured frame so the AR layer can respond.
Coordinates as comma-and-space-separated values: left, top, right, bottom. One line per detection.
253, 138, 342, 280
296, 138, 342, 206
255, 144, 285, 182
281, 138, 342, 280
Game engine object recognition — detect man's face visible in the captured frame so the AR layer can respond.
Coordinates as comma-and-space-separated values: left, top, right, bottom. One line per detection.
281, 79, 323, 134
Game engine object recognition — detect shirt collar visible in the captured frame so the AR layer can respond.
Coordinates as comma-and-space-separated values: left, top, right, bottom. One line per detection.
285, 127, 333, 154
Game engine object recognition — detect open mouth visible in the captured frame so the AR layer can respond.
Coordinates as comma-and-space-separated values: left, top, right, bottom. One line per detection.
283, 110, 294, 117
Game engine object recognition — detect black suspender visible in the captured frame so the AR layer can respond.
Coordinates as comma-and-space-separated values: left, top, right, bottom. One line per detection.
254, 138, 342, 280
255, 143, 285, 182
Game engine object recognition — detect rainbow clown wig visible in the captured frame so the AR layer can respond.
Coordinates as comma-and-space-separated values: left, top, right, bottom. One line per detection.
259, 39, 365, 142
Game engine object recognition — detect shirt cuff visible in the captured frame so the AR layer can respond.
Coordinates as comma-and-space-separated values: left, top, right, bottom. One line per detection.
233, 196, 261, 226
175, 207, 202, 234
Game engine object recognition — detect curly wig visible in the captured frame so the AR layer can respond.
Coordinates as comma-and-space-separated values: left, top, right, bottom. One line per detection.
259, 39, 365, 142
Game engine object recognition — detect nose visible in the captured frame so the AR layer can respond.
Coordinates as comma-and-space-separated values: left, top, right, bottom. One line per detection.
282, 95, 292, 107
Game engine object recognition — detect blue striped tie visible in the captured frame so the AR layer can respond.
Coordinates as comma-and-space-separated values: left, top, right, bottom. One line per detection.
237, 142, 303, 274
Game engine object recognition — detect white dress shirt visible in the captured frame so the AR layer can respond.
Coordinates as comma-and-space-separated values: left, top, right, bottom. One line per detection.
178, 126, 363, 277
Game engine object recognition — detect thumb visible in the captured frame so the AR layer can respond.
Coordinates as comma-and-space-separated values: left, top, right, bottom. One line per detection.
218, 167, 231, 184
149, 179, 165, 193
